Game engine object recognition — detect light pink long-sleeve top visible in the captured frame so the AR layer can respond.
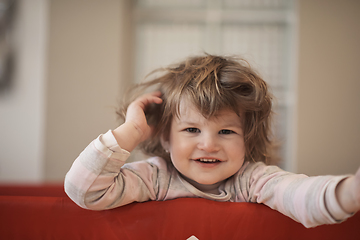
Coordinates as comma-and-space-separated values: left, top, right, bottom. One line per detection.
64, 130, 352, 228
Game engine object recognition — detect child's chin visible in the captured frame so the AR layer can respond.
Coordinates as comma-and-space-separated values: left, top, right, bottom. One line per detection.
199, 181, 216, 185
195, 178, 223, 186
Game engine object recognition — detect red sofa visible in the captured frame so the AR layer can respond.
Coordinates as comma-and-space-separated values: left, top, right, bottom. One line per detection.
1, 184, 360, 240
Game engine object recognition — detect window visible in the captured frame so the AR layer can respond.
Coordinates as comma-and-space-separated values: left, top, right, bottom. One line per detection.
132, 0, 298, 171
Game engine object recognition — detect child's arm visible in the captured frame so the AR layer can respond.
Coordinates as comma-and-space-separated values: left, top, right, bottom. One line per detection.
243, 162, 355, 228
65, 92, 164, 210
335, 167, 360, 214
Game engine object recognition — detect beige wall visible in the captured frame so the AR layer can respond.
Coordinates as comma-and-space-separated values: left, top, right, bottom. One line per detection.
44, 0, 132, 181
297, 0, 360, 176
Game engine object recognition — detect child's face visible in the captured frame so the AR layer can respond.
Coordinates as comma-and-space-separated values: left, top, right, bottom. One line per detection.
164, 99, 246, 186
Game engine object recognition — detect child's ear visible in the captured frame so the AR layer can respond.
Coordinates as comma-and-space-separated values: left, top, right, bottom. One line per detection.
160, 136, 170, 153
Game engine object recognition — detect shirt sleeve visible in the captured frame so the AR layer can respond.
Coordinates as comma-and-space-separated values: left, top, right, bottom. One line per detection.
64, 130, 166, 210
239, 162, 353, 228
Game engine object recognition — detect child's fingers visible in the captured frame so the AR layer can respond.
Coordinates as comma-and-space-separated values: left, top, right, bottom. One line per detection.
151, 90, 162, 97
142, 91, 163, 102
150, 91, 163, 104
144, 91, 163, 105
132, 91, 163, 110
126, 92, 163, 124
124, 91, 163, 142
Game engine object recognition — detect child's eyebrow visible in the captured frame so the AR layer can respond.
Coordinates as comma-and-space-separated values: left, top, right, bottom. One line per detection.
176, 119, 243, 128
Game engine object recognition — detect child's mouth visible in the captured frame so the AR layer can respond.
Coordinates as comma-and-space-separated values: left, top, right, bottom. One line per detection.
195, 158, 221, 164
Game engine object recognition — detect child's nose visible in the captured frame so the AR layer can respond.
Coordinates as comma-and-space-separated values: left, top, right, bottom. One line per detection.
197, 135, 220, 152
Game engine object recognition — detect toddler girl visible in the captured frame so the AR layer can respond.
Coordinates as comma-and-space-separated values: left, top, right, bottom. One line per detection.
65, 54, 360, 228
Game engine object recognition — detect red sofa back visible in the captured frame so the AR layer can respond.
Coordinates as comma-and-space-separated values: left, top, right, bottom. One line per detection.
0, 184, 67, 197
1, 184, 360, 240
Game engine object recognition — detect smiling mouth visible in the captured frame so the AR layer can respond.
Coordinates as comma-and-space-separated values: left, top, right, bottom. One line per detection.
195, 158, 222, 163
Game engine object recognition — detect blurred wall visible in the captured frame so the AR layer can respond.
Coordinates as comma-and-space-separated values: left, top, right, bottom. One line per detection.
297, 0, 360, 176
0, 0, 47, 182
44, 0, 132, 181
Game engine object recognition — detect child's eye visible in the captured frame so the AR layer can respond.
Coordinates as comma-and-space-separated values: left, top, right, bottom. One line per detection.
219, 129, 235, 134
185, 128, 200, 133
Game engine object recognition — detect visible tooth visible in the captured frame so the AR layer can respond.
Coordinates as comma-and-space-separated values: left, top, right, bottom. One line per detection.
199, 158, 218, 162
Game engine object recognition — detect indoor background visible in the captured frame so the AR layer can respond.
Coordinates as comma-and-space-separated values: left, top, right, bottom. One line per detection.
0, 0, 359, 183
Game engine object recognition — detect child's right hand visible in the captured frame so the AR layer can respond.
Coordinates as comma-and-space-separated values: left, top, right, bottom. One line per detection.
125, 91, 163, 142
112, 91, 163, 152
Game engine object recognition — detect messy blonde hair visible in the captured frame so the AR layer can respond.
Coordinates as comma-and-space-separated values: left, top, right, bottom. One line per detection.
118, 54, 275, 164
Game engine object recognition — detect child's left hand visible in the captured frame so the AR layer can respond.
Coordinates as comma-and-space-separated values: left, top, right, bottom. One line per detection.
336, 166, 360, 214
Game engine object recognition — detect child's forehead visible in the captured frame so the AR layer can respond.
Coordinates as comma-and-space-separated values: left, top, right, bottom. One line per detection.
176, 98, 242, 125
177, 97, 239, 113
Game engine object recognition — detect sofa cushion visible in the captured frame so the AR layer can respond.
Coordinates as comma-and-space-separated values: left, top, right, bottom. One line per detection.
1, 195, 359, 240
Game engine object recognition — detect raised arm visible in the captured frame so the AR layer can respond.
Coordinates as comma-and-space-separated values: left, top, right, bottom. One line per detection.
64, 92, 163, 210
